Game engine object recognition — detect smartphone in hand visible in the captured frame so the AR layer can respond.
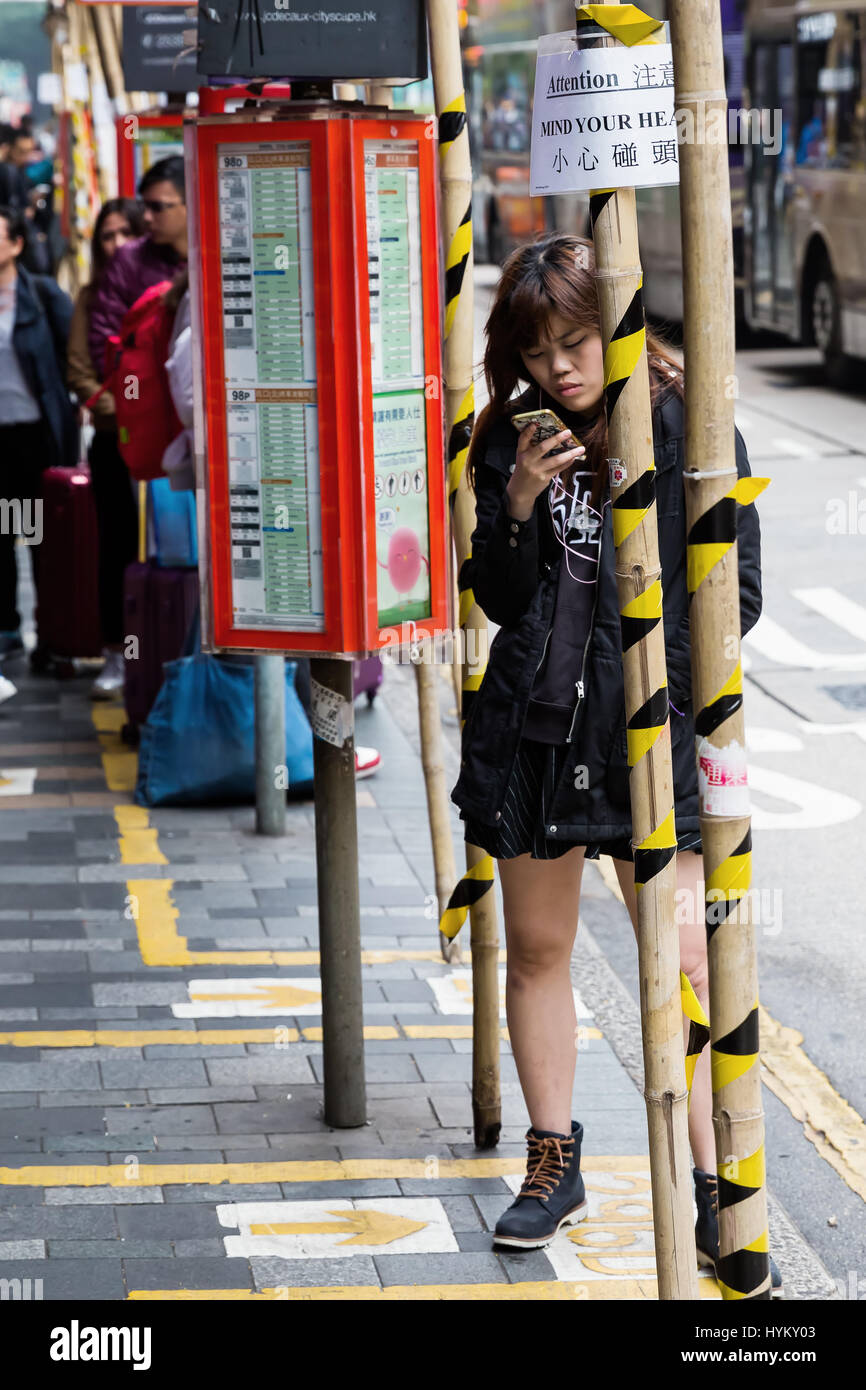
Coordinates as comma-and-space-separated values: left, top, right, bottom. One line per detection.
511, 408, 581, 457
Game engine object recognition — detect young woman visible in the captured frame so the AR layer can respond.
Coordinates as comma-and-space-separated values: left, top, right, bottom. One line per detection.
67, 197, 145, 694
451, 232, 780, 1291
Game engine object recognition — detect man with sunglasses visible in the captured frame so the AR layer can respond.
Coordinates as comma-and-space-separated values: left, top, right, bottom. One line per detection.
88, 156, 188, 379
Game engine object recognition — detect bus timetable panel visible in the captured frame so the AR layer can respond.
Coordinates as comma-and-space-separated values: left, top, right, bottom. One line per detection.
190, 110, 449, 658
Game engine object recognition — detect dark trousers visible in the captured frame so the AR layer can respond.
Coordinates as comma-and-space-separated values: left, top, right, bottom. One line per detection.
0, 421, 47, 633
89, 430, 138, 646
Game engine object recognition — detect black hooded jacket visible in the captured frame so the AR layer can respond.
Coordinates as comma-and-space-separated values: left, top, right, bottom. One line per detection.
450, 383, 763, 840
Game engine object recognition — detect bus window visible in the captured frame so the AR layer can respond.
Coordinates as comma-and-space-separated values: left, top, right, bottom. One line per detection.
796, 9, 862, 169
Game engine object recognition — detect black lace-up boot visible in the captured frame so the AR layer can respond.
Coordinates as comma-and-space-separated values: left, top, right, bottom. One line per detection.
493, 1120, 588, 1249
694, 1167, 784, 1298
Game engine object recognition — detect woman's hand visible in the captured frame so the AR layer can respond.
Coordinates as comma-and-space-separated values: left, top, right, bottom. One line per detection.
505, 427, 586, 521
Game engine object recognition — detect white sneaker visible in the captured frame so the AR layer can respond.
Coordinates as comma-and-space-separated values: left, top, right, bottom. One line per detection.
354, 745, 381, 779
90, 650, 126, 701
0, 674, 17, 705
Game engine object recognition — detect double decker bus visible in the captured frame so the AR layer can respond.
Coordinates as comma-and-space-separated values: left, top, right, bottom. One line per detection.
462, 0, 748, 322
744, 1, 866, 382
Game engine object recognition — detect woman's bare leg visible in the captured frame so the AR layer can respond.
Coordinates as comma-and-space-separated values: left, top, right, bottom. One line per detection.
612, 849, 716, 1172
497, 846, 586, 1137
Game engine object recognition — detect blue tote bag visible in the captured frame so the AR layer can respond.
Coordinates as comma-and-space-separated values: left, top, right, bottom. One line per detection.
135, 654, 314, 807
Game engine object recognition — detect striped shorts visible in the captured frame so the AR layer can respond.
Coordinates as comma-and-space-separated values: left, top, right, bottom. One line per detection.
461, 737, 702, 863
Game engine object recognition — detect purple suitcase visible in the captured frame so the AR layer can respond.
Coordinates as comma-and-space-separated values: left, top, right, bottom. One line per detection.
353, 656, 383, 705
38, 466, 103, 659
123, 561, 199, 731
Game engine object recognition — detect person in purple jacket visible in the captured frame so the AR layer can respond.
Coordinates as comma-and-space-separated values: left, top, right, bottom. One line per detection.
87, 156, 187, 380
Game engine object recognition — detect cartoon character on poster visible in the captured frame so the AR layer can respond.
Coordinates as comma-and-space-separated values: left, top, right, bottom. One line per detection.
379, 525, 429, 608
373, 393, 432, 627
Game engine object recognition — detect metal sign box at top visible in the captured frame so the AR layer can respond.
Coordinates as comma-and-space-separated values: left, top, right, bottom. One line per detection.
196, 0, 427, 83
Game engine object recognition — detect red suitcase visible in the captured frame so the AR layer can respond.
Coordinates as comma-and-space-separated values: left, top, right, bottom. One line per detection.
37, 465, 103, 659
353, 656, 384, 705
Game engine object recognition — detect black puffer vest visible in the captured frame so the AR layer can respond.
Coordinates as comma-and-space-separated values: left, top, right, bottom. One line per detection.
450, 385, 763, 839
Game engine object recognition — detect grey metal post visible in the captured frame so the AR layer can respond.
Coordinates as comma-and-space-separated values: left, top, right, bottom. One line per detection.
254, 653, 286, 836
311, 656, 367, 1127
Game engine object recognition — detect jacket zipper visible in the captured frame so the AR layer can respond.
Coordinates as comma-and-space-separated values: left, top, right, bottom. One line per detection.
565, 511, 605, 745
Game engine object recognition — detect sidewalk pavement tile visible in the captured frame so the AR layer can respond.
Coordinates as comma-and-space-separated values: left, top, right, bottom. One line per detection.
0, 632, 719, 1304
374, 1253, 508, 1286
0, 1259, 124, 1299
250, 1255, 380, 1289
123, 1258, 252, 1291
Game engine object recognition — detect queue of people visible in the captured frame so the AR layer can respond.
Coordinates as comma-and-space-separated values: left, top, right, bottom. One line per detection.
0, 149, 380, 775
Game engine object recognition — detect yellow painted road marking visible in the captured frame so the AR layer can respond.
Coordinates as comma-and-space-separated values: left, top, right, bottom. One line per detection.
760, 1005, 866, 1203
93, 704, 137, 792
0, 1156, 649, 1188
190, 983, 322, 1008
2, 1024, 597, 1048
130, 873, 507, 968
95, 707, 506, 968
0, 1028, 306, 1048
114, 806, 167, 866
128, 1279, 721, 1301
248, 1210, 428, 1246
403, 1024, 602, 1042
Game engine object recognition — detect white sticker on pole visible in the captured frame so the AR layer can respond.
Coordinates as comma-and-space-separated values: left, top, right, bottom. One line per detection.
530, 31, 680, 195
696, 736, 750, 818
310, 676, 352, 748
66, 62, 89, 104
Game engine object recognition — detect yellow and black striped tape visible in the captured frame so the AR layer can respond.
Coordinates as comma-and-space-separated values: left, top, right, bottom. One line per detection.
445, 206, 472, 341
633, 806, 677, 893
448, 384, 478, 629
436, 89, 472, 341
439, 855, 495, 940
576, 4, 664, 46
715, 1144, 770, 1300
704, 828, 751, 940
681, 970, 711, 1106
612, 460, 656, 547
626, 683, 669, 766
447, 384, 474, 514
711, 999, 760, 1092
695, 660, 744, 742
619, 577, 662, 653
602, 284, 647, 419
687, 476, 769, 596
438, 92, 467, 158
588, 188, 616, 231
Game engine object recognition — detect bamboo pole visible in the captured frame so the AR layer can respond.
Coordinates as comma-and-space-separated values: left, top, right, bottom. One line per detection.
450, 553, 463, 719
668, 0, 771, 1301
427, 0, 501, 1148
363, 80, 460, 966
415, 661, 460, 965
580, 5, 698, 1300
90, 2, 127, 112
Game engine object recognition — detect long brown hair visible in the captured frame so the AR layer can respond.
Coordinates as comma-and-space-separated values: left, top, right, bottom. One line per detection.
466, 232, 683, 504
91, 197, 146, 284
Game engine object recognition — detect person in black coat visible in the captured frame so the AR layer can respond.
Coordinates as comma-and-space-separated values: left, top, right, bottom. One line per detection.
0, 205, 76, 659
451, 233, 772, 1278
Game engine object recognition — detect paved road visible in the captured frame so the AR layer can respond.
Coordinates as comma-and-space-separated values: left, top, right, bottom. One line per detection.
470, 267, 866, 1294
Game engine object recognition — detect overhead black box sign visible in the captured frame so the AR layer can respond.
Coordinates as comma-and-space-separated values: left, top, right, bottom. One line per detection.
123, 6, 199, 94
196, 0, 427, 83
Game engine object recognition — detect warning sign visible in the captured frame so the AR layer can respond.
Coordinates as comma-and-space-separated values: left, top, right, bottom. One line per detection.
530, 33, 680, 195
